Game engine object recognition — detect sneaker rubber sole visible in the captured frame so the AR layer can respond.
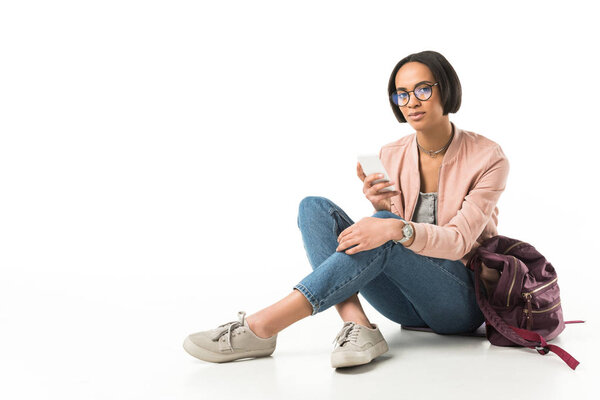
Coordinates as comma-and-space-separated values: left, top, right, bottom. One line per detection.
331, 339, 389, 368
183, 336, 276, 363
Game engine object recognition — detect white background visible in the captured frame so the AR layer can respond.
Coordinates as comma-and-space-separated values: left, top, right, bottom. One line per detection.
1, 1, 598, 399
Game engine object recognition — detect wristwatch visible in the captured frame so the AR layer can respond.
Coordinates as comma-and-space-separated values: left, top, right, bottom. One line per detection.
393, 221, 414, 244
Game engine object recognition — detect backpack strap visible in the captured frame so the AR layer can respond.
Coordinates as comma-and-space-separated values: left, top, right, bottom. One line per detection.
472, 255, 581, 370
508, 325, 580, 370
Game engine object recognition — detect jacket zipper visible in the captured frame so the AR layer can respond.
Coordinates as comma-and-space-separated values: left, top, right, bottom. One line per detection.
437, 163, 442, 225
410, 144, 421, 221
411, 191, 418, 222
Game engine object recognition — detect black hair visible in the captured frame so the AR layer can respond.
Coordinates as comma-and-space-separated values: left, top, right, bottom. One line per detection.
388, 50, 462, 124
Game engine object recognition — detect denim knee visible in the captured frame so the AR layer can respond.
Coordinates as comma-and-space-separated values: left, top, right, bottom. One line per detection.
372, 209, 405, 221
297, 196, 332, 228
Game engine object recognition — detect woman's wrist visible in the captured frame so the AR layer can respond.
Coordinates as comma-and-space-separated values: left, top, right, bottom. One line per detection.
387, 219, 415, 247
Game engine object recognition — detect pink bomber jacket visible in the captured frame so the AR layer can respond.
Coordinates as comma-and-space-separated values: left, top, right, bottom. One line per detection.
379, 121, 510, 267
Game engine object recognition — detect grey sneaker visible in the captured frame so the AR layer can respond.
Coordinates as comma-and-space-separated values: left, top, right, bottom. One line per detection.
183, 311, 277, 363
331, 321, 389, 368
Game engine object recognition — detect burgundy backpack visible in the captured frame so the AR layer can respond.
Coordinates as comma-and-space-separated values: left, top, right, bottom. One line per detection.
467, 235, 585, 370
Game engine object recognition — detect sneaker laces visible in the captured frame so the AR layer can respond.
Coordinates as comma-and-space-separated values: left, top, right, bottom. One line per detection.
332, 321, 360, 347
210, 311, 247, 352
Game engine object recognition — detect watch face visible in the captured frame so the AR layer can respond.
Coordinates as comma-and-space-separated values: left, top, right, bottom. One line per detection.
403, 223, 413, 236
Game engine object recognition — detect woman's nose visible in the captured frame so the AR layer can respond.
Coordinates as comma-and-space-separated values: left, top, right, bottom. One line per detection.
406, 92, 422, 107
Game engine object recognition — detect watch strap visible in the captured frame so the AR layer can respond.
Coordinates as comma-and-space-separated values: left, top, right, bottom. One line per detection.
394, 221, 413, 244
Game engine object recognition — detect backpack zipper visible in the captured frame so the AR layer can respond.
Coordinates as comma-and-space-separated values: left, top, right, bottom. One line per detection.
523, 293, 533, 329
521, 279, 560, 330
524, 300, 561, 314
503, 241, 525, 255
522, 276, 560, 330
501, 242, 524, 308
506, 255, 517, 307
522, 277, 558, 296
522, 298, 562, 330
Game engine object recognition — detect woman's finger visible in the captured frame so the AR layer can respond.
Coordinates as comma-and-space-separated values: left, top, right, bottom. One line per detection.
364, 179, 381, 195
369, 192, 395, 202
345, 243, 362, 255
337, 224, 354, 242
337, 232, 358, 251
356, 162, 366, 181
337, 238, 359, 252
365, 173, 384, 186
369, 180, 394, 194
339, 223, 361, 241
371, 190, 399, 199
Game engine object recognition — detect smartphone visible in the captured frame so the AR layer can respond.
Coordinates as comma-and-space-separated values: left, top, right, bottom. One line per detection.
357, 154, 396, 192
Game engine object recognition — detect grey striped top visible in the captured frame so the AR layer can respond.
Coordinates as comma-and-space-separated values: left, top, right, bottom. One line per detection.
412, 191, 438, 225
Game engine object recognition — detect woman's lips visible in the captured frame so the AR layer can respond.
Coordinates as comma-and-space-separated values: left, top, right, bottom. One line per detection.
409, 112, 425, 121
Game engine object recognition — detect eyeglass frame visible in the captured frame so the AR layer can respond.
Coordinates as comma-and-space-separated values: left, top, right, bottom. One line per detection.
390, 81, 439, 107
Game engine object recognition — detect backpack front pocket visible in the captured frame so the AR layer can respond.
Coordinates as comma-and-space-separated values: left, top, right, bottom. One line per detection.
521, 297, 562, 330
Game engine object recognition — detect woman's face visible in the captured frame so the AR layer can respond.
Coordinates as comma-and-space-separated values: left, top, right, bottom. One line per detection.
394, 62, 445, 128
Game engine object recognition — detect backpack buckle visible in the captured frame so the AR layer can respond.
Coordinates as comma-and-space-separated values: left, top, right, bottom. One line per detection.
535, 346, 550, 355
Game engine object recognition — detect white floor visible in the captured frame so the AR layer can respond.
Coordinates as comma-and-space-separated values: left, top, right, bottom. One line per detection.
0, 272, 596, 400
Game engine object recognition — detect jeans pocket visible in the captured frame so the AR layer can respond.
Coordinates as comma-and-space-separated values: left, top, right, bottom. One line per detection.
329, 207, 353, 237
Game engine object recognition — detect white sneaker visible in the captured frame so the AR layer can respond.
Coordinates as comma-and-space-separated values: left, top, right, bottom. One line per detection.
331, 321, 389, 368
183, 311, 277, 363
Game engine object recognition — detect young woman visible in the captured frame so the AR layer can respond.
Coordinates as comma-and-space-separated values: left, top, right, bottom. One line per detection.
183, 50, 509, 368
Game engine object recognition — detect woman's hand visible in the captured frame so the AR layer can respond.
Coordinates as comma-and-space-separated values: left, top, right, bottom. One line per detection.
335, 217, 392, 255
357, 162, 399, 212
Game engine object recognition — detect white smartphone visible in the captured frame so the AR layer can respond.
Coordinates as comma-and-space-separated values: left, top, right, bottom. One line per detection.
357, 154, 396, 192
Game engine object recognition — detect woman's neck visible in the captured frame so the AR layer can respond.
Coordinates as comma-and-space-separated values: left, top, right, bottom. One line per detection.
416, 119, 453, 153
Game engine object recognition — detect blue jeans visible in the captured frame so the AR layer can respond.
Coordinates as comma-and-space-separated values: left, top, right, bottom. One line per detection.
293, 196, 485, 334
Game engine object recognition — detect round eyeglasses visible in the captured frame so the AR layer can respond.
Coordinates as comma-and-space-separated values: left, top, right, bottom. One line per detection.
390, 82, 439, 106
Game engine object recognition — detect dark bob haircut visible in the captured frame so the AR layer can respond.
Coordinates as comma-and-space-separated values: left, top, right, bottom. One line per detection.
388, 50, 462, 124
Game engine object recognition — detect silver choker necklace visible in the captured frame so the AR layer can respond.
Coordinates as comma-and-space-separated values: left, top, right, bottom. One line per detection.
416, 124, 455, 159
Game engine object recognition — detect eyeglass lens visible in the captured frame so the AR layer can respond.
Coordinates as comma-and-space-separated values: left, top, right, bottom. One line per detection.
391, 84, 433, 106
